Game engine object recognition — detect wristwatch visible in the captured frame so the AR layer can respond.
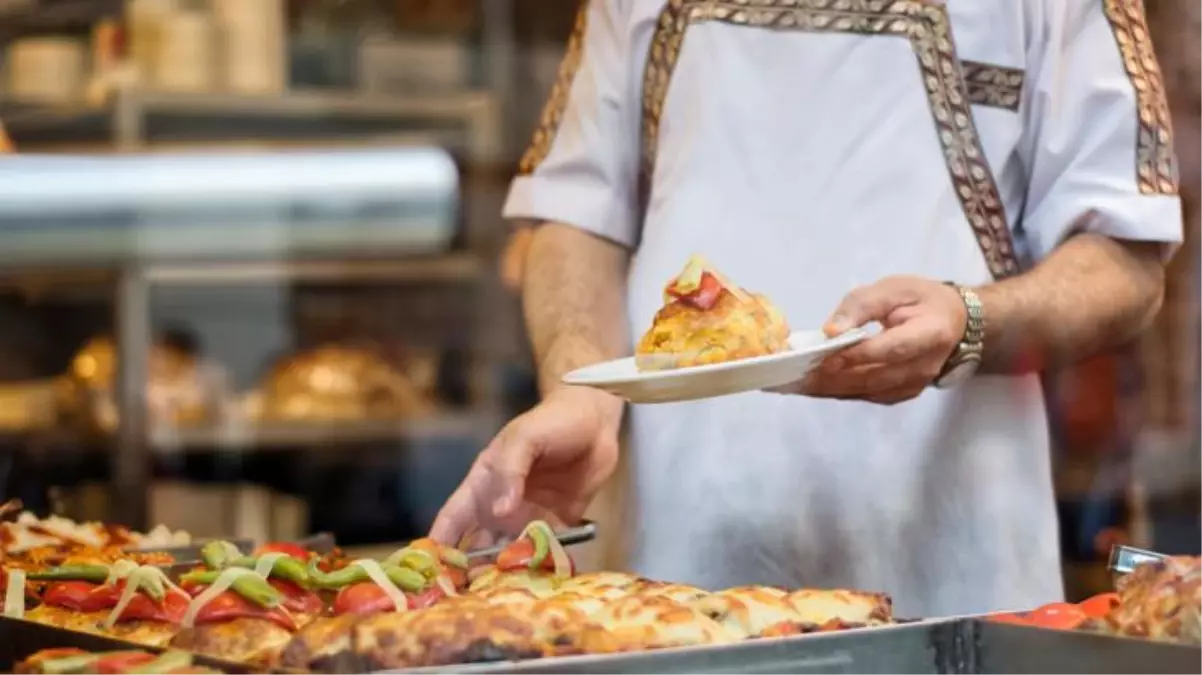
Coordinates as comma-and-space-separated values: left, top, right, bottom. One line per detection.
934, 283, 985, 389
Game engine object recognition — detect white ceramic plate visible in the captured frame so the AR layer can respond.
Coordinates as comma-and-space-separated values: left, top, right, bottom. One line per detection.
562, 328, 869, 404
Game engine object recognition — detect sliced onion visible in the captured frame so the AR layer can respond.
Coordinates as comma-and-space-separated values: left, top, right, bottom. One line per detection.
104, 560, 139, 585
352, 560, 408, 613
520, 521, 572, 579
181, 568, 259, 629
254, 552, 287, 579
104, 567, 155, 628
435, 572, 458, 598
5, 569, 25, 618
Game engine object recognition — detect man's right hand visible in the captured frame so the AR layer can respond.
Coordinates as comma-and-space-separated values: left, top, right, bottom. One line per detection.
429, 386, 623, 548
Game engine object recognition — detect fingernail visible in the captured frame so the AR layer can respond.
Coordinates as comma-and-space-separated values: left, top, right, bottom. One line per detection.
826, 315, 851, 335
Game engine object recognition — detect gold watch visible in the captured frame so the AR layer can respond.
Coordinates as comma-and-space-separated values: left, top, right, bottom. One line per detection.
934, 283, 984, 389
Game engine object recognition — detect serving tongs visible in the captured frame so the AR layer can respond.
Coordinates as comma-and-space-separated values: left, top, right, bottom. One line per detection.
1108, 544, 1168, 577
459, 520, 598, 563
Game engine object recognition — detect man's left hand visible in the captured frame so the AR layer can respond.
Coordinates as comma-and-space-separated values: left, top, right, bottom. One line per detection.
771, 276, 968, 404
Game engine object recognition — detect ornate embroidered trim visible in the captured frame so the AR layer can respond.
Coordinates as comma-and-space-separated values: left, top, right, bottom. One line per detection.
961, 60, 1024, 111
639, 0, 1019, 279
518, 2, 591, 176
1103, 0, 1179, 195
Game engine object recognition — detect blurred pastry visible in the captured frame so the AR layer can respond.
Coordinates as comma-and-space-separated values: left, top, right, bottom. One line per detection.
636, 256, 790, 371
252, 345, 434, 423
66, 336, 221, 431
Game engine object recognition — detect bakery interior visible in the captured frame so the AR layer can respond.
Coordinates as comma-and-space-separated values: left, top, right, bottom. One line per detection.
0, 0, 1197, 607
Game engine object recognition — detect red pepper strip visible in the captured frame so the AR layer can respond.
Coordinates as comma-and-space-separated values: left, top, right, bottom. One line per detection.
1026, 602, 1088, 631
183, 587, 297, 632
668, 272, 724, 310
94, 651, 157, 674
269, 579, 324, 615
1077, 592, 1119, 619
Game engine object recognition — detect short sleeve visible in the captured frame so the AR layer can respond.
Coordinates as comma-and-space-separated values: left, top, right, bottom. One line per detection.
503, 0, 639, 248
1019, 0, 1184, 262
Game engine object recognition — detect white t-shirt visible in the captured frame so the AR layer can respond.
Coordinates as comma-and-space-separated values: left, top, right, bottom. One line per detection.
503, 0, 1184, 618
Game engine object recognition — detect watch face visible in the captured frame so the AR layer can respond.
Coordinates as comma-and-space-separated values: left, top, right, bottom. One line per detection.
938, 360, 977, 389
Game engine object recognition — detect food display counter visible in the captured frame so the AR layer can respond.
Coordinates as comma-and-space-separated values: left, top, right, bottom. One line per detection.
0, 512, 1196, 675
0, 148, 501, 536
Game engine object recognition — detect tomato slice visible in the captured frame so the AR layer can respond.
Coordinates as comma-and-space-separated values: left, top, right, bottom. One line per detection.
496, 539, 553, 572
410, 587, 445, 610
1078, 592, 1119, 619
188, 588, 297, 632
669, 272, 724, 310
113, 591, 190, 624
94, 651, 157, 674
42, 581, 101, 611
1027, 602, 1088, 631
443, 566, 467, 591
254, 542, 309, 561
332, 583, 405, 616
269, 579, 324, 615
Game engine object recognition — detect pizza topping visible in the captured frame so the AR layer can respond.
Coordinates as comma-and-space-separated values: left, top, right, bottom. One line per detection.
268, 578, 324, 615
103, 566, 189, 628
253, 552, 288, 578
664, 255, 750, 310
496, 521, 573, 579
384, 546, 439, 578
180, 568, 283, 629
5, 569, 25, 618
94, 651, 157, 674
199, 540, 243, 570
28, 563, 111, 583
39, 652, 106, 674
333, 582, 404, 616
1078, 592, 1120, 619
350, 560, 409, 613
253, 542, 309, 561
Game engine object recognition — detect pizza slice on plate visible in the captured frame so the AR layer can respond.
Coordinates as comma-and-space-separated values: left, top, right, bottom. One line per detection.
636, 255, 790, 371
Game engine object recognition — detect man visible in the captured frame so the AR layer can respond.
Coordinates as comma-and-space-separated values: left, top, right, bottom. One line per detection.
432, 0, 1183, 618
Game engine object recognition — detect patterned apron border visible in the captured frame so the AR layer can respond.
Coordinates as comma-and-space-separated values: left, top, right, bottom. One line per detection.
1102, 0, 1179, 196
639, 0, 1021, 279
518, 2, 591, 177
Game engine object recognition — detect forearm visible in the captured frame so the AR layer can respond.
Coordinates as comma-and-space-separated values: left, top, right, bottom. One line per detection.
976, 231, 1166, 374
522, 222, 632, 399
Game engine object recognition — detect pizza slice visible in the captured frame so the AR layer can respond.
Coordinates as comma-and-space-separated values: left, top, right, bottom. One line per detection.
581, 595, 739, 653
468, 521, 575, 599
14, 648, 221, 674
636, 255, 790, 371
749, 588, 892, 636
691, 585, 803, 639
25, 563, 192, 646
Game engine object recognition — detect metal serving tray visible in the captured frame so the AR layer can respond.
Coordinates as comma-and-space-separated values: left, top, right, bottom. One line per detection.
1, 614, 1195, 675
967, 619, 1200, 674
0, 616, 256, 673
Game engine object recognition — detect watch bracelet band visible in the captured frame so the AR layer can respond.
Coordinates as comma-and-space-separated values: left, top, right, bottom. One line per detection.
939, 282, 985, 378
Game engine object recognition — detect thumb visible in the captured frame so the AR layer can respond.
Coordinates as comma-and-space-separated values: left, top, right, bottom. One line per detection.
825, 279, 919, 337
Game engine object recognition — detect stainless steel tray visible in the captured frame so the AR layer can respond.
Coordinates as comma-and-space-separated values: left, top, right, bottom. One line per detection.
0, 616, 257, 673
398, 621, 965, 675
969, 620, 1200, 674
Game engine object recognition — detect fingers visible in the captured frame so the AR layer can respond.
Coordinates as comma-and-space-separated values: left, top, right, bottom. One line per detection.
825, 277, 921, 336
835, 320, 948, 368
429, 479, 484, 545
803, 357, 937, 399
479, 427, 540, 518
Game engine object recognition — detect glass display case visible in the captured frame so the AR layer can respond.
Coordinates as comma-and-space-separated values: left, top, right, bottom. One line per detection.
0, 147, 515, 548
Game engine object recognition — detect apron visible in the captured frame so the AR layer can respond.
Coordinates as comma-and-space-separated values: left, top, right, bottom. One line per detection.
622, 0, 1061, 619
511, 0, 1178, 618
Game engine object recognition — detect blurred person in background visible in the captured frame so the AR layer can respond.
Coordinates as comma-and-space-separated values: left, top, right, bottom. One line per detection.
433, 0, 1184, 618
